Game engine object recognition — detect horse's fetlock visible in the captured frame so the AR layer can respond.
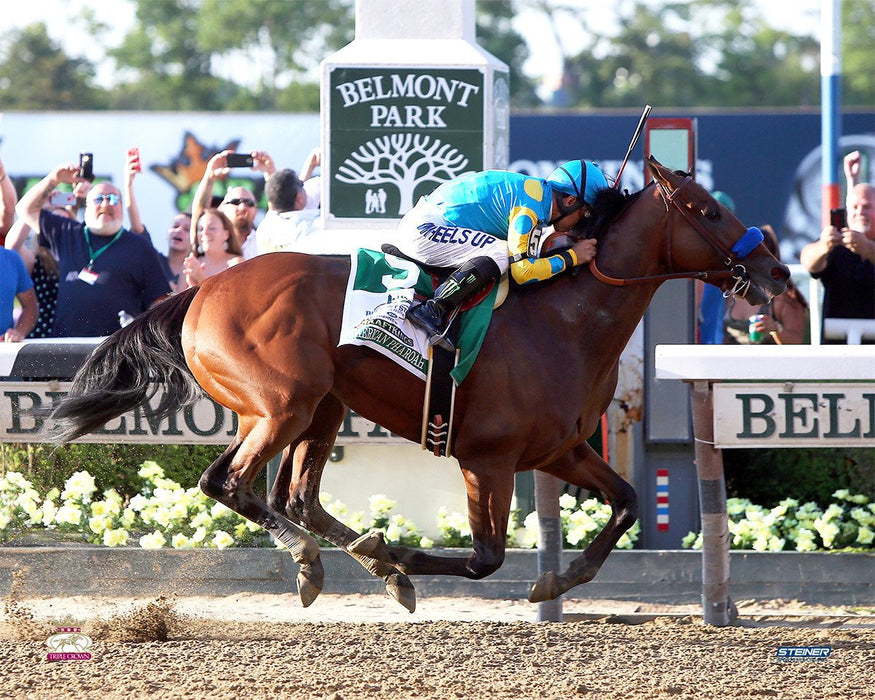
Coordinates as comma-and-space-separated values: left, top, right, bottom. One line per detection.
465, 551, 504, 579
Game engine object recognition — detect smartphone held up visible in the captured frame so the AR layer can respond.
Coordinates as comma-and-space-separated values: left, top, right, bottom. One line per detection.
226, 152, 254, 168
128, 147, 141, 173
830, 207, 847, 230
78, 152, 94, 181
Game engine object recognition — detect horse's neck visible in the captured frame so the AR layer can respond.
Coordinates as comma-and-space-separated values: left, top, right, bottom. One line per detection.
573, 192, 668, 336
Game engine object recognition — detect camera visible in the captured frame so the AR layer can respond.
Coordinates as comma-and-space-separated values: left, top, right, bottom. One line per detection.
226, 152, 254, 168
829, 207, 847, 230
78, 152, 94, 181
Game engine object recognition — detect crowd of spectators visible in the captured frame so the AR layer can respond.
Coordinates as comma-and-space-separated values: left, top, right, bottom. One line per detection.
0, 145, 869, 344
0, 147, 321, 341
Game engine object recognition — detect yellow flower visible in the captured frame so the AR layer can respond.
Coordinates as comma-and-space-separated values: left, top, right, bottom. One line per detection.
139, 531, 166, 549
171, 533, 193, 549
103, 528, 129, 547
211, 530, 235, 549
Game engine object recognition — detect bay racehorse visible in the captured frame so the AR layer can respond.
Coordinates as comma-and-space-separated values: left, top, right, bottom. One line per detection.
48, 157, 789, 612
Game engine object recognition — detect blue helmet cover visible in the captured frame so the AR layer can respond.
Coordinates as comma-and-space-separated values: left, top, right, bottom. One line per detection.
546, 160, 609, 205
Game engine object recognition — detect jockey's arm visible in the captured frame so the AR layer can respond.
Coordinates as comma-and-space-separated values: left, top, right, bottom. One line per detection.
506, 208, 578, 286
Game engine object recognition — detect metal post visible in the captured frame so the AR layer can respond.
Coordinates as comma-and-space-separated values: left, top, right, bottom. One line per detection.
533, 471, 563, 622
820, 0, 842, 225
689, 380, 734, 626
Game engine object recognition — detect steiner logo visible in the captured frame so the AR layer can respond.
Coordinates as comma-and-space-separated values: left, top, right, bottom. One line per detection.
775, 646, 832, 661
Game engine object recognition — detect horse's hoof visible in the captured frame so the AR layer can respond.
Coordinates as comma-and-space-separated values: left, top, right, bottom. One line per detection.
349, 530, 388, 559
385, 572, 416, 613
296, 557, 325, 608
528, 571, 561, 603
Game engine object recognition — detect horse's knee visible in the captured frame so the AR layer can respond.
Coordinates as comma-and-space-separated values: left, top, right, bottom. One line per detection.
266, 489, 287, 515
614, 482, 639, 530
466, 549, 505, 579
199, 467, 225, 501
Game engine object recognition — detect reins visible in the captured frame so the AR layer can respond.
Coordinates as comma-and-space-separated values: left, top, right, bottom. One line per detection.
589, 176, 760, 297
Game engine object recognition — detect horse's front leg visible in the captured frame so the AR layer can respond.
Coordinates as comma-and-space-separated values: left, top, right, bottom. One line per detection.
528, 441, 638, 602
349, 456, 515, 580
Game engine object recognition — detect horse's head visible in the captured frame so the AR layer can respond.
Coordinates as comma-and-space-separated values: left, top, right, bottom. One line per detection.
647, 156, 790, 305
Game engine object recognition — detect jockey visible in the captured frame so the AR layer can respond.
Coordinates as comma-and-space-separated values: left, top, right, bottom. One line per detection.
392, 159, 609, 346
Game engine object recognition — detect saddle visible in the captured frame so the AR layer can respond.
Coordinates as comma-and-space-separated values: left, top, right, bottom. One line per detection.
380, 244, 505, 457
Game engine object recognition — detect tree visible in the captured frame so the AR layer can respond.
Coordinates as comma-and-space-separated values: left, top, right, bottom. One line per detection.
0, 23, 105, 109
106, 0, 239, 110
524, 0, 869, 110
196, 0, 354, 110
475, 1, 540, 107
842, 0, 875, 107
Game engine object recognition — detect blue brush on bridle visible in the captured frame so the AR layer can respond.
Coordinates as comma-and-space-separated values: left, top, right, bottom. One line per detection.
732, 227, 764, 260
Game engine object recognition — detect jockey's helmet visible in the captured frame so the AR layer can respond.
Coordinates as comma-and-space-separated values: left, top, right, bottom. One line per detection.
547, 160, 609, 206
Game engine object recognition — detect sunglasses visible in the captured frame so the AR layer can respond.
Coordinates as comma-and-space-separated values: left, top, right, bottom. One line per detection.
91, 193, 121, 206
226, 198, 257, 207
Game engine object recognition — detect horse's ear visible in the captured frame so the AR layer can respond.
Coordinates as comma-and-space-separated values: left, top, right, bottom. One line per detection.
646, 155, 675, 188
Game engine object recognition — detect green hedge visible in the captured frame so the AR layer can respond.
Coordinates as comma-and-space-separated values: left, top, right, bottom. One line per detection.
0, 443, 223, 499
723, 447, 874, 506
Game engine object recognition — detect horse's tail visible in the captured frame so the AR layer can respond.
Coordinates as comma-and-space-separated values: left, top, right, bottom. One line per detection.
49, 287, 202, 443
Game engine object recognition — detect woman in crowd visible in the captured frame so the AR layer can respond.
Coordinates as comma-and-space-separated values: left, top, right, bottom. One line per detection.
181, 208, 243, 289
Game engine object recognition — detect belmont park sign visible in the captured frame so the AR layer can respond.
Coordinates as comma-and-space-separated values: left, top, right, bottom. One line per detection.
714, 383, 875, 448
0, 382, 405, 445
326, 65, 510, 222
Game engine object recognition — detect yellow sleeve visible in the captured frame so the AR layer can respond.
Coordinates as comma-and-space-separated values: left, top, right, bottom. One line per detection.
510, 249, 578, 285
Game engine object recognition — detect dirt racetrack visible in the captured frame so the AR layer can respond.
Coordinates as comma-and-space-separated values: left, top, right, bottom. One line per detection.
1, 593, 873, 700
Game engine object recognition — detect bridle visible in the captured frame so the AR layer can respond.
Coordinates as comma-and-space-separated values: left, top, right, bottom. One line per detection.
589, 175, 764, 298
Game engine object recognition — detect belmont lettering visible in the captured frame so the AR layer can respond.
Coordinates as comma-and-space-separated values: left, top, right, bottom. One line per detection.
777, 393, 819, 438
4, 390, 43, 434
130, 401, 183, 437
335, 73, 479, 108
865, 394, 875, 438
822, 393, 861, 438
735, 393, 775, 438
735, 390, 875, 441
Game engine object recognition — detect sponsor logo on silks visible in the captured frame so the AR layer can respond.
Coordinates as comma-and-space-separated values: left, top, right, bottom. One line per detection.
775, 646, 832, 662
46, 627, 93, 662
415, 223, 495, 248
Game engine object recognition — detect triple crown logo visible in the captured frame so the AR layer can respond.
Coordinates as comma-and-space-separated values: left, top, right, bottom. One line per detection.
46, 627, 93, 661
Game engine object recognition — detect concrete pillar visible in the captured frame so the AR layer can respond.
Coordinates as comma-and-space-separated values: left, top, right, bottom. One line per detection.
320, 0, 509, 238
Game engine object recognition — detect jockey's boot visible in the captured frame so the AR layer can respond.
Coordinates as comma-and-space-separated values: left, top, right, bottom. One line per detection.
408, 256, 500, 348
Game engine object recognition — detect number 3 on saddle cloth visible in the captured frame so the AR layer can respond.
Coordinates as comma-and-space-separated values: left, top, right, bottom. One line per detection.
338, 247, 505, 457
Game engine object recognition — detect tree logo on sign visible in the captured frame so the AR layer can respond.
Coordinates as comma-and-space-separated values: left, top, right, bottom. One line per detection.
335, 134, 469, 215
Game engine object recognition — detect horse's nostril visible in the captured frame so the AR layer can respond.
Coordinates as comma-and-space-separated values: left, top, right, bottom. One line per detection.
771, 266, 790, 282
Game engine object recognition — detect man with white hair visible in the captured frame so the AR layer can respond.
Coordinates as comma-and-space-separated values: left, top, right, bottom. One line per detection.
800, 182, 875, 338
16, 162, 170, 337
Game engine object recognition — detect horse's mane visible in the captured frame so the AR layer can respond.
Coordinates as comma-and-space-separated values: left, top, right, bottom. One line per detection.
590, 187, 637, 239
572, 186, 642, 241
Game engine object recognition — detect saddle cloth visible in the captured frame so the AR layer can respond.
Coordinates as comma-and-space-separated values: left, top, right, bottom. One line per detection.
339, 248, 498, 384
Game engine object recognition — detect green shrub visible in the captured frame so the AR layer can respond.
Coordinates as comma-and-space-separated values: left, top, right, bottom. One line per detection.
0, 443, 223, 499
723, 447, 874, 506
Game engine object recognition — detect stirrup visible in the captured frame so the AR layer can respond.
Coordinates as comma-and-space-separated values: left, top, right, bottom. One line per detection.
428, 308, 460, 351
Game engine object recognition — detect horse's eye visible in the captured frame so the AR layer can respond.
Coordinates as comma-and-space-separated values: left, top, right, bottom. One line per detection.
704, 208, 720, 221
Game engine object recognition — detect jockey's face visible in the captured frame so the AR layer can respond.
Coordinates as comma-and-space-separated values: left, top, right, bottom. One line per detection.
551, 194, 588, 232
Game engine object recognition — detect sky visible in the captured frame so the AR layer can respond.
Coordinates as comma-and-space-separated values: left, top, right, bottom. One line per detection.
6, 0, 824, 92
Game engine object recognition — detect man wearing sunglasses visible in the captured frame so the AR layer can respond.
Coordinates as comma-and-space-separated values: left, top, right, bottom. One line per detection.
191, 149, 276, 260
16, 163, 171, 337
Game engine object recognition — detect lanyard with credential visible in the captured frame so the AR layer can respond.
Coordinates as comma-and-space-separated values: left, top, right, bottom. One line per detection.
78, 227, 124, 285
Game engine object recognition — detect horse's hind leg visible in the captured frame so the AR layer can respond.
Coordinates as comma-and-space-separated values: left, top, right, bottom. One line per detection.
267, 394, 416, 612
349, 454, 517, 581
528, 441, 638, 602
199, 417, 325, 607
